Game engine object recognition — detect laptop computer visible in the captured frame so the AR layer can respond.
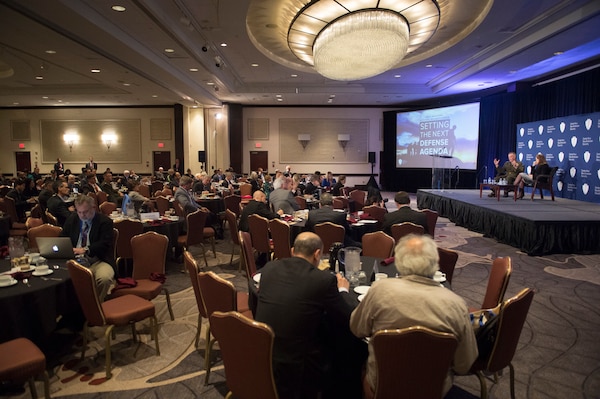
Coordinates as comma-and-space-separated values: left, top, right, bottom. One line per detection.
37, 237, 75, 259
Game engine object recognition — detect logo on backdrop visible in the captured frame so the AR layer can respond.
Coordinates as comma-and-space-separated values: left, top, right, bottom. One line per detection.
584, 151, 591, 163
528, 140, 533, 149
598, 169, 600, 180
518, 153, 523, 161
571, 136, 578, 147
560, 122, 566, 133
558, 152, 565, 162
548, 138, 554, 148
557, 181, 563, 191
585, 118, 592, 130
570, 167, 577, 178
520, 128, 525, 137
538, 125, 544, 135
582, 183, 589, 195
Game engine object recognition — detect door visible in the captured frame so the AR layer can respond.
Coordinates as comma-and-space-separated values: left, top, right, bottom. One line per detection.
15, 151, 31, 173
153, 151, 171, 173
250, 151, 268, 174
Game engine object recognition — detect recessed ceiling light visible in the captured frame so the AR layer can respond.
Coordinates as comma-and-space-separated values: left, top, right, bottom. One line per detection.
207, 82, 215, 85
42, 96, 48, 99
111, 5, 126, 12
13, 102, 19, 105
189, 68, 199, 72
45, 50, 56, 54
290, 74, 298, 78
329, 94, 336, 98
57, 100, 62, 102
35, 76, 43, 80
425, 64, 433, 68
553, 51, 564, 56
327, 99, 333, 103
394, 74, 401, 78
91, 69, 101, 73
277, 98, 283, 102
164, 48, 175, 53
220, 43, 227, 47
122, 82, 131, 86
251, 63, 259, 67
275, 94, 282, 98
152, 95, 158, 98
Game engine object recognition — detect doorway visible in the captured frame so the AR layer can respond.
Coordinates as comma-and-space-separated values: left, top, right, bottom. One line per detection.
15, 151, 31, 173
249, 151, 268, 174
153, 151, 171, 174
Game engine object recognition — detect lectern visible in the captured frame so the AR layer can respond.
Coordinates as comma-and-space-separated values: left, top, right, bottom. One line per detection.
431, 155, 455, 190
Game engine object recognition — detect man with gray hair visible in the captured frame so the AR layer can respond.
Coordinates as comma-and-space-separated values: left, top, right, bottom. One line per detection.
269, 176, 299, 214
350, 234, 477, 397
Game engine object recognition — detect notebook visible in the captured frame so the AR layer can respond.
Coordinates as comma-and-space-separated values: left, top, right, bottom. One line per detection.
37, 237, 75, 259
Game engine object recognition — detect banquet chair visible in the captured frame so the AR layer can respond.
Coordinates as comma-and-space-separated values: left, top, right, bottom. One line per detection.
184, 250, 209, 351
0, 338, 51, 399
437, 247, 459, 285
531, 166, 558, 201
27, 223, 62, 252
29, 203, 46, 221
248, 214, 273, 260
238, 183, 252, 197
177, 209, 215, 268
421, 208, 439, 238
172, 200, 185, 217
314, 222, 345, 255
113, 218, 144, 277
295, 196, 307, 210
471, 257, 512, 311
136, 184, 151, 199
269, 218, 292, 259
349, 189, 367, 211
341, 186, 355, 197
469, 288, 535, 399
155, 196, 170, 216
198, 271, 252, 385
0, 197, 28, 236
364, 326, 458, 399
223, 194, 241, 219
224, 209, 242, 270
99, 201, 117, 215
151, 181, 164, 195
44, 210, 58, 226
239, 231, 257, 281
362, 205, 387, 229
25, 217, 44, 230
95, 190, 108, 205
109, 231, 173, 320
332, 197, 345, 210
361, 231, 394, 259
209, 311, 278, 399
160, 187, 173, 197
390, 222, 425, 243
67, 259, 160, 379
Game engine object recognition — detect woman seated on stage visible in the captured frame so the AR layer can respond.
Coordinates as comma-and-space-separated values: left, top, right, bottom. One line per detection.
513, 153, 552, 199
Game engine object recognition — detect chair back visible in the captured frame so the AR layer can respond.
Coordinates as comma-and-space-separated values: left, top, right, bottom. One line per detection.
295, 196, 307, 210
114, 219, 144, 260
130, 231, 168, 279
349, 189, 367, 211
172, 200, 185, 217
370, 326, 457, 399
161, 188, 173, 197
25, 217, 44, 229
239, 183, 253, 197
437, 247, 458, 284
209, 311, 279, 399
198, 271, 238, 316
29, 203, 45, 220
239, 231, 257, 278
155, 196, 170, 216
184, 250, 207, 318
532, 166, 559, 200
363, 205, 387, 229
248, 214, 271, 254
484, 288, 534, 372
99, 201, 117, 215
225, 209, 240, 245
341, 186, 354, 198
67, 260, 105, 326
361, 231, 394, 258
184, 209, 209, 247
481, 257, 512, 309
314, 222, 345, 254
136, 184, 151, 198
96, 190, 108, 205
269, 218, 291, 259
390, 222, 425, 242
421, 209, 438, 238
44, 210, 58, 226
27, 224, 62, 252
223, 195, 242, 219
2, 196, 22, 225
332, 197, 345, 210
151, 181, 164, 195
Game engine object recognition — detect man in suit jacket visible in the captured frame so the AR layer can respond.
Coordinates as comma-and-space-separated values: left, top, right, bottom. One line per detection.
381, 191, 429, 235
53, 158, 64, 176
62, 194, 115, 301
305, 193, 359, 247
174, 176, 202, 214
47, 180, 75, 226
238, 190, 282, 232
254, 232, 366, 399
85, 156, 98, 172
269, 176, 299, 214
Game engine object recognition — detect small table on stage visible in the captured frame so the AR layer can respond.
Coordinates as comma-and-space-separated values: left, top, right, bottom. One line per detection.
479, 183, 517, 201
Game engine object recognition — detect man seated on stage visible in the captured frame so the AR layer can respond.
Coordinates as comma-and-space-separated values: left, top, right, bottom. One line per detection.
381, 191, 428, 235
490, 151, 524, 197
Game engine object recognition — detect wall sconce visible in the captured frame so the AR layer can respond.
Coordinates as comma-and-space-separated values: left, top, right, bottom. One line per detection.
298, 134, 311, 150
63, 132, 79, 152
337, 134, 350, 151
101, 133, 117, 150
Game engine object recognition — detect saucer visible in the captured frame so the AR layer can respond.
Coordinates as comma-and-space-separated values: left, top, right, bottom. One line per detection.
353, 285, 370, 295
357, 294, 366, 302
32, 269, 53, 276
0, 279, 17, 287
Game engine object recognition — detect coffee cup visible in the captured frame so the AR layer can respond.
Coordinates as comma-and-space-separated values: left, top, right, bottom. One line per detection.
29, 252, 40, 264
0, 275, 11, 284
375, 272, 388, 281
35, 265, 49, 274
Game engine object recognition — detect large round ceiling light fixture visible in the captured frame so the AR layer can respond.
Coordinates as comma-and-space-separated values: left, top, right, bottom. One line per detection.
313, 10, 409, 80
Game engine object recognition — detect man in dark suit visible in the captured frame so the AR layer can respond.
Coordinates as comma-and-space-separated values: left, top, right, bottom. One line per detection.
53, 158, 64, 176
305, 193, 359, 247
254, 232, 366, 399
62, 194, 115, 301
85, 156, 98, 172
381, 191, 428, 235
47, 180, 75, 226
238, 190, 282, 232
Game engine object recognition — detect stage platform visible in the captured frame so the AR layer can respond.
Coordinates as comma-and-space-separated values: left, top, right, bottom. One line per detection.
416, 189, 600, 256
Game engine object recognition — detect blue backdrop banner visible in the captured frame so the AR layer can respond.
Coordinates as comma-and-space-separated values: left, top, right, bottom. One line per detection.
516, 112, 600, 204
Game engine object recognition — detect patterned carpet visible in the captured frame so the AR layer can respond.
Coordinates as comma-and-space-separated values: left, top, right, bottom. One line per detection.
3, 193, 600, 399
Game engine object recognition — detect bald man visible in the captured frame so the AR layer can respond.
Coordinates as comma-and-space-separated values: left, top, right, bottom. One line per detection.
238, 190, 283, 232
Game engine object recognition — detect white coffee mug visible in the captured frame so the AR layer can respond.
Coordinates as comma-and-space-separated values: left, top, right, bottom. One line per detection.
375, 273, 388, 281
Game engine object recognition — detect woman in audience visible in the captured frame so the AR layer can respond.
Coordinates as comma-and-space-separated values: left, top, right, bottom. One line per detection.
513, 153, 552, 199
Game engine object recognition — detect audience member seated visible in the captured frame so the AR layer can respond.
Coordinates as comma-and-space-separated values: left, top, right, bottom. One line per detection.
100, 172, 124, 204
350, 234, 478, 397
269, 176, 300, 215
154, 166, 166, 181
253, 232, 366, 399
249, 171, 261, 194
238, 190, 283, 232
193, 174, 212, 194
305, 193, 360, 247
304, 174, 321, 197
490, 151, 524, 197
5, 178, 35, 223
381, 191, 429, 235
47, 180, 75, 226
126, 180, 152, 211
513, 153, 552, 199
331, 174, 346, 196
321, 171, 336, 190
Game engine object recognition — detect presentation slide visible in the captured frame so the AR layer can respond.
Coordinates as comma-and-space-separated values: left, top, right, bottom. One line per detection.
395, 102, 480, 169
